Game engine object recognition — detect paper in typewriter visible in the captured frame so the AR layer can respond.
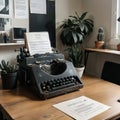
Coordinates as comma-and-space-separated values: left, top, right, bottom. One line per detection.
53, 96, 111, 120
25, 32, 52, 56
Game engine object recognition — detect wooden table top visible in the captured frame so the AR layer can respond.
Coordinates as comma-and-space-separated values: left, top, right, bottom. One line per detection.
85, 48, 120, 55
0, 75, 120, 120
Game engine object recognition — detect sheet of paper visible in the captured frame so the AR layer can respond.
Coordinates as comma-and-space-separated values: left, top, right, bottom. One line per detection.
14, 0, 28, 19
30, 0, 46, 14
25, 32, 52, 56
53, 96, 111, 120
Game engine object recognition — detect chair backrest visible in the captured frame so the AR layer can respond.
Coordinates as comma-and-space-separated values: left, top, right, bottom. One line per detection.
101, 61, 120, 85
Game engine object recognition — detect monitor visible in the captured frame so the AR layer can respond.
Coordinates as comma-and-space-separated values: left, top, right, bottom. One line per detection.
12, 27, 26, 41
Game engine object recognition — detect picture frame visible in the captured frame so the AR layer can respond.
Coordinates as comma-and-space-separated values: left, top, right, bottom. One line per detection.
0, 18, 12, 31
0, 0, 11, 18
0, 0, 12, 31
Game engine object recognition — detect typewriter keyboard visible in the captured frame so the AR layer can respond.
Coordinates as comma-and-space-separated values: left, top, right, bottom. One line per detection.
40, 76, 81, 92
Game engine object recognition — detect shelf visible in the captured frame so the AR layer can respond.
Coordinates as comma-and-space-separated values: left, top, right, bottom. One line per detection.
84, 48, 120, 67
0, 43, 24, 46
85, 48, 120, 55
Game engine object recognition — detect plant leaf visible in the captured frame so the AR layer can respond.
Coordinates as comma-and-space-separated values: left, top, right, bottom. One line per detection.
72, 32, 78, 43
77, 33, 83, 42
80, 12, 88, 20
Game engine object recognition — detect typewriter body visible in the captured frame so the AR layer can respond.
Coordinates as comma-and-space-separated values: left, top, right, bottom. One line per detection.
17, 48, 83, 99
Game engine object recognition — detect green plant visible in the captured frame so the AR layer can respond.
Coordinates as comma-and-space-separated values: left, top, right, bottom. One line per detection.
60, 12, 94, 67
0, 60, 18, 74
97, 27, 104, 41
65, 44, 84, 67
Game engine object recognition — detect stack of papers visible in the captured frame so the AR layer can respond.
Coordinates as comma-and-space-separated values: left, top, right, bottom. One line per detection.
53, 96, 111, 120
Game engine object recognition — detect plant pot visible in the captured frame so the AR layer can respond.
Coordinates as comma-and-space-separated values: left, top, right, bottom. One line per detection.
117, 44, 120, 51
95, 41, 104, 49
1, 72, 18, 89
76, 66, 85, 78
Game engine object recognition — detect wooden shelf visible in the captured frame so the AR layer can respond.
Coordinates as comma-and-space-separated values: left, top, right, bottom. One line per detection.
0, 43, 24, 46
84, 48, 120, 67
85, 48, 120, 55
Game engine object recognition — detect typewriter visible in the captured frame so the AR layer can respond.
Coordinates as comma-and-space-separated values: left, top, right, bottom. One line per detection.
17, 47, 83, 99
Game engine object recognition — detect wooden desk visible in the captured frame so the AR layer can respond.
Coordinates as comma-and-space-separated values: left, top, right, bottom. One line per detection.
85, 48, 120, 67
1, 76, 120, 120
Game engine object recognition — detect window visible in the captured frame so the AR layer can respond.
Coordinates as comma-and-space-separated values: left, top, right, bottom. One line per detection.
108, 0, 120, 49
117, 0, 120, 36
112, 0, 120, 38
111, 0, 117, 38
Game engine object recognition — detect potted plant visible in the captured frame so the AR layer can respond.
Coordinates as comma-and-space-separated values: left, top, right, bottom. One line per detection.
117, 43, 120, 51
95, 27, 105, 48
60, 12, 94, 78
0, 60, 19, 89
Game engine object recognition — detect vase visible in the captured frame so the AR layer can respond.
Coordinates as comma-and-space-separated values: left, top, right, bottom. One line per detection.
117, 44, 120, 51
1, 72, 18, 89
95, 41, 104, 49
76, 66, 85, 78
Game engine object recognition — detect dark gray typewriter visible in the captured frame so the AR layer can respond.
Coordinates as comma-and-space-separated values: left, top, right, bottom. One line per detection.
17, 48, 83, 99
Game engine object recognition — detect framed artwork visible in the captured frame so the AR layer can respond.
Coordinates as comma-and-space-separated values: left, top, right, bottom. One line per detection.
0, 18, 11, 31
0, 0, 12, 31
0, 0, 11, 18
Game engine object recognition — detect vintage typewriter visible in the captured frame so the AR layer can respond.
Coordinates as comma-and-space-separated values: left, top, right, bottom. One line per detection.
17, 47, 83, 99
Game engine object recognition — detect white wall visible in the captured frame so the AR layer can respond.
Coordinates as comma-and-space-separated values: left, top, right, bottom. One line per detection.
56, 0, 82, 51
56, 0, 82, 25
0, 45, 22, 64
82, 0, 112, 47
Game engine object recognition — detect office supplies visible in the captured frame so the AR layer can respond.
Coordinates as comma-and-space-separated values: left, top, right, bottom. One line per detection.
17, 48, 83, 99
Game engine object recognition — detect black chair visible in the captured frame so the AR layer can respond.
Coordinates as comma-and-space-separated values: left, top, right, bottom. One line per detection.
0, 111, 3, 120
101, 61, 120, 85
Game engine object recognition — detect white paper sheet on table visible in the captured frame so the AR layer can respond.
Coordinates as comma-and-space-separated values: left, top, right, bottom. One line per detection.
53, 96, 111, 120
